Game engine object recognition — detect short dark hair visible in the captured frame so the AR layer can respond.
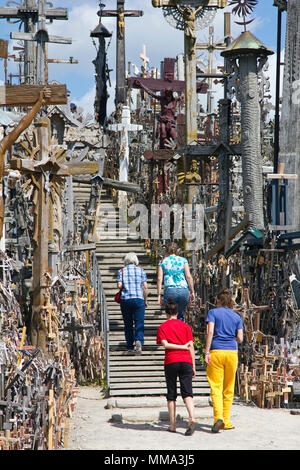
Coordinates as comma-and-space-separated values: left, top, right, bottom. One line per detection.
217, 288, 233, 308
165, 298, 178, 316
166, 242, 178, 256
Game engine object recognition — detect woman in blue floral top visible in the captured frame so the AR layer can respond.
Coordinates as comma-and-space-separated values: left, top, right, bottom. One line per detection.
157, 242, 195, 321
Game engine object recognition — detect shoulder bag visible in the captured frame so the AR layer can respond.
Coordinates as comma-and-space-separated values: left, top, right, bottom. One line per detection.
115, 268, 123, 304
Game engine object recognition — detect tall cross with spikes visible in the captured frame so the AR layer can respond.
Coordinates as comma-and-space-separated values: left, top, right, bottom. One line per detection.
229, 0, 258, 31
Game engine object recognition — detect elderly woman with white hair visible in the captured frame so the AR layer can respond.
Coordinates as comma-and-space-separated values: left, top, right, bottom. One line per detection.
117, 252, 148, 355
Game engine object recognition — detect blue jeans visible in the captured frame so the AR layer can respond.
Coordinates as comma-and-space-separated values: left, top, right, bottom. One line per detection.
120, 298, 145, 350
163, 287, 190, 321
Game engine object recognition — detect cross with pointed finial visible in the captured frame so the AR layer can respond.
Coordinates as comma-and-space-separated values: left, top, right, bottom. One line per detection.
229, 0, 258, 31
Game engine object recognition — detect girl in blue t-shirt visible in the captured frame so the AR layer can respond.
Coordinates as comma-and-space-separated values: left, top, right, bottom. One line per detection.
204, 288, 243, 433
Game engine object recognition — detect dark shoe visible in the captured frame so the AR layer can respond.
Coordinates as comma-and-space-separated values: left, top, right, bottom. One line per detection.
211, 419, 223, 433
185, 422, 196, 436
125, 349, 135, 355
168, 427, 176, 433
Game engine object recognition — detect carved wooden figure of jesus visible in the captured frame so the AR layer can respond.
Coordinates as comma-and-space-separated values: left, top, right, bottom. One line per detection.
134, 79, 183, 149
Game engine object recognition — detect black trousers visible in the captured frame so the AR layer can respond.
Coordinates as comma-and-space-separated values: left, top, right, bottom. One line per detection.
164, 362, 193, 401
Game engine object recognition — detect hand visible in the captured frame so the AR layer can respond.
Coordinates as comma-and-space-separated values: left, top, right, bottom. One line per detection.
41, 86, 51, 103
134, 79, 141, 87
205, 353, 211, 366
190, 292, 195, 303
158, 294, 163, 306
145, 300, 148, 308
192, 367, 196, 378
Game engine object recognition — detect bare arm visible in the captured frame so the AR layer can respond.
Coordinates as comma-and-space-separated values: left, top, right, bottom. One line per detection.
188, 342, 196, 377
157, 265, 163, 306
161, 339, 191, 351
195, 5, 203, 15
143, 281, 148, 308
184, 263, 195, 302
205, 321, 214, 365
236, 329, 243, 343
133, 79, 162, 100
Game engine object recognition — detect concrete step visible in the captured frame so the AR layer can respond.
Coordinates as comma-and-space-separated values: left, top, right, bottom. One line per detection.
108, 387, 211, 397
95, 199, 210, 399
110, 369, 207, 378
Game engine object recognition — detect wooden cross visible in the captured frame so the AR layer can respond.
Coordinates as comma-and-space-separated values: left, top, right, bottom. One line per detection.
100, 0, 143, 105
0, 85, 67, 241
8, 0, 72, 84
8, 118, 101, 354
0, 0, 69, 84
130, 56, 208, 94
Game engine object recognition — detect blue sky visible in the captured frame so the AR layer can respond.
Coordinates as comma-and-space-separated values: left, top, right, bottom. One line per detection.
0, 0, 285, 115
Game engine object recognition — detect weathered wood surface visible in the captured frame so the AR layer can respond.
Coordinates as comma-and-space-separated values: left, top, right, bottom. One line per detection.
0, 39, 8, 59
0, 7, 68, 20
0, 84, 67, 106
10, 158, 99, 176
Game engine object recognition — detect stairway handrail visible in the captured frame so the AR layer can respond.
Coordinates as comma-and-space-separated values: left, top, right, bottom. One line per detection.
92, 252, 110, 394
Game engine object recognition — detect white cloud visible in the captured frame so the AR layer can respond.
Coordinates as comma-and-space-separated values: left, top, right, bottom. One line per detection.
74, 85, 95, 113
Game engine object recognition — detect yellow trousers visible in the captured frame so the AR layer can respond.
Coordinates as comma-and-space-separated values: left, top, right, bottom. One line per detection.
206, 350, 238, 429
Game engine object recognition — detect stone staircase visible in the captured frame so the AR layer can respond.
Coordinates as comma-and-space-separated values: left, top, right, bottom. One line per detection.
73, 183, 210, 398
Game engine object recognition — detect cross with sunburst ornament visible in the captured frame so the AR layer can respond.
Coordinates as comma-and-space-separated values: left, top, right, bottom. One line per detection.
229, 0, 258, 31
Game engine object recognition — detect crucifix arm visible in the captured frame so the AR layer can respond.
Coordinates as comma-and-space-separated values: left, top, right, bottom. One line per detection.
0, 87, 51, 172
133, 80, 161, 100
195, 5, 204, 15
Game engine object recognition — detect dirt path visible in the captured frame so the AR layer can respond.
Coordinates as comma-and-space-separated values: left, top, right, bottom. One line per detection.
66, 386, 300, 452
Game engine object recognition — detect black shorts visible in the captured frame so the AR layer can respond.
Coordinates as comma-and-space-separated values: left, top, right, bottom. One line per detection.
164, 362, 193, 401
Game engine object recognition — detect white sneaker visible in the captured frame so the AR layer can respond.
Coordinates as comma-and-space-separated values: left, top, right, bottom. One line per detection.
135, 341, 142, 355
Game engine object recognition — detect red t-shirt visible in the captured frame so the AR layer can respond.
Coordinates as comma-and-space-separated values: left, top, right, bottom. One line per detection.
156, 319, 194, 365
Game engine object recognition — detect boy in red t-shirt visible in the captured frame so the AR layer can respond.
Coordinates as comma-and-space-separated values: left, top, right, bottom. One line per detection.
156, 299, 196, 435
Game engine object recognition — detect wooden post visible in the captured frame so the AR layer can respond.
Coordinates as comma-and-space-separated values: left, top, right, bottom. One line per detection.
31, 118, 51, 353
100, 0, 143, 105
48, 389, 54, 450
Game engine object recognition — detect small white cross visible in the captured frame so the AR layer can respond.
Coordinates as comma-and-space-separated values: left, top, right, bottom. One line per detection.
139, 44, 149, 72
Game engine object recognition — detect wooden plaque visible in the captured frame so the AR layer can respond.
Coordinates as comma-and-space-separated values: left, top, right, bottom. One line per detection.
0, 84, 68, 106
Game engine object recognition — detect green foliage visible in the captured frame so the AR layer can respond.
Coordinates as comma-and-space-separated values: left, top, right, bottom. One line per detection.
194, 336, 206, 366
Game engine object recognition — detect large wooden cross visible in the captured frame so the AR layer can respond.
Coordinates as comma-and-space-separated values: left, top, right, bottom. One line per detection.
0, 0, 69, 84
152, 0, 227, 143
100, 0, 143, 105
9, 120, 102, 353
130, 56, 208, 94
0, 84, 67, 240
